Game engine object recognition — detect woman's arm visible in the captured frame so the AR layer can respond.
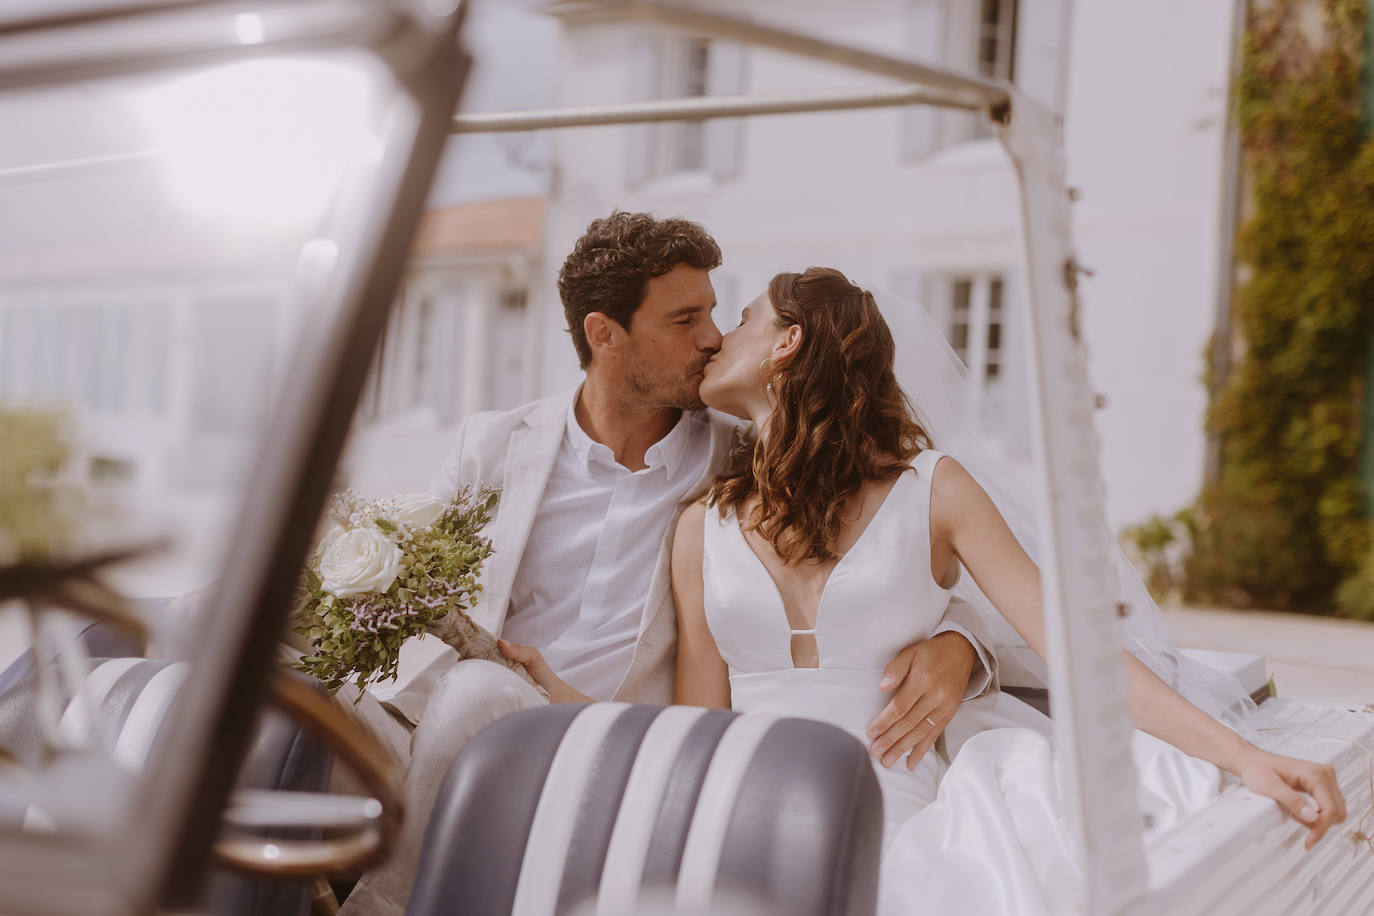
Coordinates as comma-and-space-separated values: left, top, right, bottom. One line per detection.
671, 502, 731, 708
497, 501, 731, 707
929, 457, 1346, 848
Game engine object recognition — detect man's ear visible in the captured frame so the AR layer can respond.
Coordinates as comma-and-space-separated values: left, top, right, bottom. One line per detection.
583, 312, 622, 359
772, 324, 803, 368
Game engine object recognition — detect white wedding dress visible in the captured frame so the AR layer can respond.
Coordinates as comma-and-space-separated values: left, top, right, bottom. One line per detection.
701, 449, 1225, 915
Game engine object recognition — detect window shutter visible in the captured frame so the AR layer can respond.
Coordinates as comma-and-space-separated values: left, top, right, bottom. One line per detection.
431, 286, 463, 423
706, 41, 747, 182
1014, 0, 1065, 109
625, 32, 658, 189
899, 0, 946, 161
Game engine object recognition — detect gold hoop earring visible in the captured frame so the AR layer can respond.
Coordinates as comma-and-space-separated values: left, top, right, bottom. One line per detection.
759, 359, 774, 396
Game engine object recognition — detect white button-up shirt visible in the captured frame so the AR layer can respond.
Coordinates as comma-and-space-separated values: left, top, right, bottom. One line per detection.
502, 398, 714, 700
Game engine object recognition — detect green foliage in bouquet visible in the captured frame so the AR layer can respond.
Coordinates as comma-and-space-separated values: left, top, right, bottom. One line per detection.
1134, 0, 1374, 613
292, 486, 500, 694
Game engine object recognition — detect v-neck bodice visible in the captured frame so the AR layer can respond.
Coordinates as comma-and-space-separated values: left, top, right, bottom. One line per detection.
701, 449, 954, 734
731, 468, 908, 636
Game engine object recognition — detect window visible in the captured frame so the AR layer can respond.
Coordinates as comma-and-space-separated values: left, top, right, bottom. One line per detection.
950, 278, 972, 364
628, 34, 747, 185
360, 281, 532, 424
360, 282, 437, 421
944, 273, 1005, 386
654, 38, 711, 176
485, 289, 528, 412
970, 0, 1017, 139
986, 277, 1004, 379
976, 0, 1018, 82
410, 294, 435, 410
900, 0, 1019, 158
0, 302, 170, 416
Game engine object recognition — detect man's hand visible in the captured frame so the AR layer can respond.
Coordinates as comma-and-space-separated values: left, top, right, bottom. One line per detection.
865, 631, 977, 769
497, 639, 593, 704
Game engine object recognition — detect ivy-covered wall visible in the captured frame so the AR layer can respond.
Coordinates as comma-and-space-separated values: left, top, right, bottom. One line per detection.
1128, 0, 1374, 616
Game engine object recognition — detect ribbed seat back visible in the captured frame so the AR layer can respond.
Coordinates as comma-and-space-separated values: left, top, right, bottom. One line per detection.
0, 643, 333, 916
0, 656, 187, 775
406, 703, 883, 916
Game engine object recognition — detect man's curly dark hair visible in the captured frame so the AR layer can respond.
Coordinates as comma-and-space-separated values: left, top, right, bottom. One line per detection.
558, 211, 722, 368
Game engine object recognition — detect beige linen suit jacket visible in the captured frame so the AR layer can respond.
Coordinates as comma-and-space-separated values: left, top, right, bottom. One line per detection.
390, 388, 736, 716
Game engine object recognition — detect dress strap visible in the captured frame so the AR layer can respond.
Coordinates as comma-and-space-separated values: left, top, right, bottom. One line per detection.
911, 448, 948, 480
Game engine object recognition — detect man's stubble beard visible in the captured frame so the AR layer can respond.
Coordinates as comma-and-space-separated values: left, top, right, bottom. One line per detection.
624, 352, 708, 412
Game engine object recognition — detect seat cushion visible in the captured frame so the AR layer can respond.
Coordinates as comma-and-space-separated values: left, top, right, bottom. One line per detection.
407, 703, 883, 916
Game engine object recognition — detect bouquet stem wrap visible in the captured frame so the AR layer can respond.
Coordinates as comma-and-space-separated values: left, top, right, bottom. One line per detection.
427, 603, 539, 691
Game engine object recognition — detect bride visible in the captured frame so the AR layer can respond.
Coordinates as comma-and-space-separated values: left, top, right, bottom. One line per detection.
506, 266, 1345, 913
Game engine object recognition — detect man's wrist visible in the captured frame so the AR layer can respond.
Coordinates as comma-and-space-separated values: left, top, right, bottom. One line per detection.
932, 628, 977, 673
929, 626, 992, 700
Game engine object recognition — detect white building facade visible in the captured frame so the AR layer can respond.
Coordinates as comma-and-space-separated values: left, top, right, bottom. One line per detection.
0, 0, 1244, 604
510, 0, 1240, 532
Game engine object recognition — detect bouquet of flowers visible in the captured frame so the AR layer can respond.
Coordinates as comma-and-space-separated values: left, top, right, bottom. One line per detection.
291, 485, 534, 695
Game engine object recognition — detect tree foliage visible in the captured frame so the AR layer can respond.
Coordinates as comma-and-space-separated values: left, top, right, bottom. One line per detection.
1128, 0, 1374, 616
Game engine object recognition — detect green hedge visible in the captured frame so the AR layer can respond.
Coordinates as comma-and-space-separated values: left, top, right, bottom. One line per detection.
1127, 0, 1374, 617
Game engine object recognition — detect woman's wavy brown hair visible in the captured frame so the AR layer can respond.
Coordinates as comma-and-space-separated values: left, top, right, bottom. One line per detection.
710, 267, 931, 564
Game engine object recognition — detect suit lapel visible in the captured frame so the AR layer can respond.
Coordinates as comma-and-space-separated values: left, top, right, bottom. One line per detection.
476, 392, 570, 635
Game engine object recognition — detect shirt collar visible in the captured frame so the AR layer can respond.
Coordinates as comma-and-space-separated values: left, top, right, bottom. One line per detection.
565, 391, 608, 468
644, 409, 694, 477
565, 387, 696, 477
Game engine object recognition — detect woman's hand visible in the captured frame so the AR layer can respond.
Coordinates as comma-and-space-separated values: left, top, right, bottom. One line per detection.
1234, 747, 1346, 848
929, 456, 1353, 851
496, 639, 593, 704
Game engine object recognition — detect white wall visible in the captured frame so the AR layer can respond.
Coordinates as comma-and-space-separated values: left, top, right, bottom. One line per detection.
1063, 0, 1236, 528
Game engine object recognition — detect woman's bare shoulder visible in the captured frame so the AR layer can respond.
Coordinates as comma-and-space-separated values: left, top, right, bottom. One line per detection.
928, 455, 992, 522
682, 497, 710, 519
929, 453, 975, 488
674, 499, 710, 544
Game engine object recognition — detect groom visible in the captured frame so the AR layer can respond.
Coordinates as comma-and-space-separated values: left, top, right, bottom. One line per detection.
338, 211, 998, 915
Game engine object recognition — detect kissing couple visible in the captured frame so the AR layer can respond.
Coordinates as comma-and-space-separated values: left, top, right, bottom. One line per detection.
337, 211, 1345, 916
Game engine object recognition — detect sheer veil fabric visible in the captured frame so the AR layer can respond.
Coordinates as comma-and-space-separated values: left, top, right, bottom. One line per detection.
871, 286, 1255, 730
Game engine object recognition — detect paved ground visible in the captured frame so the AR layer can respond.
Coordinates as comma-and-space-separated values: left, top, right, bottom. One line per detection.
1164, 606, 1374, 709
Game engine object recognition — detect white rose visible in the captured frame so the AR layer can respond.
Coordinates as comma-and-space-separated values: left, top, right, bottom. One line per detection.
318, 528, 404, 597
387, 492, 445, 530
311, 519, 346, 563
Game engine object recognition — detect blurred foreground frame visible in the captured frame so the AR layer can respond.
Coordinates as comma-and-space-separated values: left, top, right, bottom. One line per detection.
0, 1, 1146, 914
0, 1, 471, 913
